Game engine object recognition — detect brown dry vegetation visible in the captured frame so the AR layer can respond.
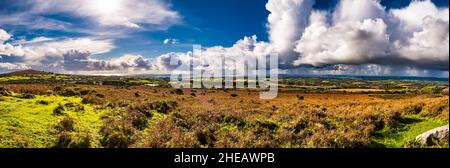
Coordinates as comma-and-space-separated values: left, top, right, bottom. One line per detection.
1, 83, 448, 148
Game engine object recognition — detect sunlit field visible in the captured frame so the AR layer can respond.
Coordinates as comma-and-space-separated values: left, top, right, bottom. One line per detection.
1, 71, 448, 148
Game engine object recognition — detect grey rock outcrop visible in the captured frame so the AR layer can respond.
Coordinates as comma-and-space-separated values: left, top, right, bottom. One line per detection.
416, 125, 449, 146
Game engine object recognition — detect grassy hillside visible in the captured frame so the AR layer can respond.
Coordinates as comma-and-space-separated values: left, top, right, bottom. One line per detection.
0, 95, 106, 147
0, 69, 53, 77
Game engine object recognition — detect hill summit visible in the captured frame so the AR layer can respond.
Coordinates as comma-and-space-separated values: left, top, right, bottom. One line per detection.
0, 69, 53, 77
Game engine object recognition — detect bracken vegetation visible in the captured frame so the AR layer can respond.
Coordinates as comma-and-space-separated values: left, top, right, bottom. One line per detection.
0, 71, 448, 148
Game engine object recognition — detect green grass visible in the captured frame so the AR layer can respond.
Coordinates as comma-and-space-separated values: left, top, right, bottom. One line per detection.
0, 76, 31, 82
0, 95, 106, 148
0, 74, 70, 82
374, 115, 448, 148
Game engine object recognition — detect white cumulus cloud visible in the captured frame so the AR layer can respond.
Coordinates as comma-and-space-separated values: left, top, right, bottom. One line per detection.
1, 0, 449, 77
0, 29, 11, 43
30, 0, 180, 29
266, 0, 314, 66
294, 11, 391, 66
293, 0, 449, 71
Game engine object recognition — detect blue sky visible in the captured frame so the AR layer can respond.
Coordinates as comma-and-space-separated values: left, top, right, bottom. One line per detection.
93, 0, 273, 59
0, 0, 449, 76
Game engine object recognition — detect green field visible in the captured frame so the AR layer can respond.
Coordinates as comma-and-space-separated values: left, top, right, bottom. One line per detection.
375, 115, 447, 148
0, 95, 105, 148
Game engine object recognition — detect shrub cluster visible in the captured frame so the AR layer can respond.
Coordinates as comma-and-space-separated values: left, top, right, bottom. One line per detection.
100, 118, 137, 148
81, 94, 104, 105
54, 117, 92, 148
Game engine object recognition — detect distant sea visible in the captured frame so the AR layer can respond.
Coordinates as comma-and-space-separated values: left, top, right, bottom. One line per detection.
278, 74, 449, 82
135, 74, 449, 82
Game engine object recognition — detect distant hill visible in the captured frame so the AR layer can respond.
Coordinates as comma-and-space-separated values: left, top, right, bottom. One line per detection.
0, 69, 53, 77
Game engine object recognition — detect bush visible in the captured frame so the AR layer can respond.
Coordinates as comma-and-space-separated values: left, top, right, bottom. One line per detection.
208, 99, 216, 104
107, 100, 130, 108
292, 119, 309, 133
45, 90, 54, 95
58, 89, 79, 97
54, 132, 92, 148
54, 132, 72, 148
100, 119, 136, 148
36, 100, 50, 105
230, 93, 238, 97
17, 93, 36, 99
56, 117, 76, 132
196, 129, 216, 147
53, 104, 66, 115
128, 103, 153, 117
404, 103, 424, 115
81, 95, 103, 105
174, 89, 184, 95
383, 111, 402, 127
254, 120, 279, 131
79, 89, 95, 96
96, 93, 105, 98
359, 113, 385, 130
64, 102, 76, 108
130, 101, 178, 115
128, 112, 149, 130
64, 102, 85, 112
102, 133, 132, 148
441, 88, 449, 95
52, 86, 64, 92
422, 99, 449, 118
147, 101, 178, 114
69, 134, 92, 148
53, 116, 93, 148
306, 132, 371, 148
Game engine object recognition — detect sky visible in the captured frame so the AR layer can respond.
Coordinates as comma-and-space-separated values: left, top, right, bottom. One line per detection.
0, 0, 449, 77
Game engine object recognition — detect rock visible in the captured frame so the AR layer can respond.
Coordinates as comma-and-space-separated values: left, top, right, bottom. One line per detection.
415, 125, 449, 146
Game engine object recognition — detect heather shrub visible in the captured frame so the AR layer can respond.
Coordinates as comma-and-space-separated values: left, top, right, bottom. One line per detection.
81, 94, 103, 105
56, 88, 80, 97
36, 100, 49, 105
53, 104, 66, 115
56, 117, 76, 132
128, 112, 149, 130
17, 93, 36, 99
100, 118, 136, 148
54, 132, 92, 148
146, 101, 178, 114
